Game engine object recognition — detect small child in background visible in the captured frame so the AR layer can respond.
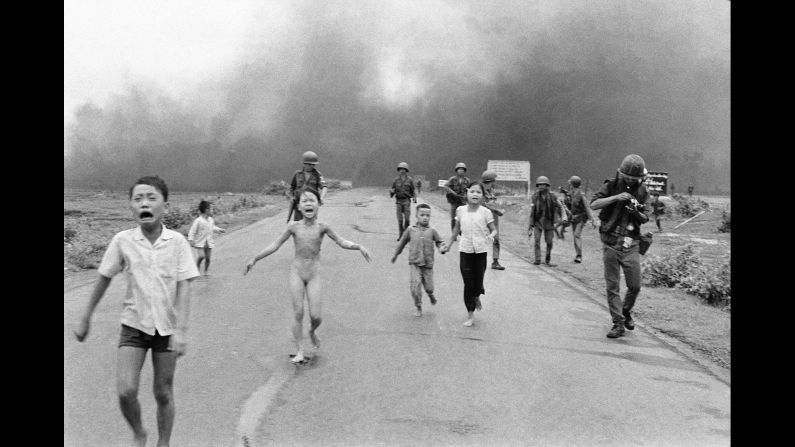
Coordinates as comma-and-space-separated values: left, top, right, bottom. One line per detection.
391, 203, 447, 317
187, 199, 226, 276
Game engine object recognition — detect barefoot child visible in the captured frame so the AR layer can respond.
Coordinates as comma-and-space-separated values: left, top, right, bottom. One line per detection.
244, 187, 372, 363
391, 203, 447, 317
441, 182, 498, 327
187, 199, 226, 276
73, 175, 200, 447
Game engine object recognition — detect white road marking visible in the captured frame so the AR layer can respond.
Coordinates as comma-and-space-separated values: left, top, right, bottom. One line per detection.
235, 359, 291, 447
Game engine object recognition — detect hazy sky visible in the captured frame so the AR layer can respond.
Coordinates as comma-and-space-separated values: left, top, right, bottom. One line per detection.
64, 0, 728, 124
64, 0, 730, 191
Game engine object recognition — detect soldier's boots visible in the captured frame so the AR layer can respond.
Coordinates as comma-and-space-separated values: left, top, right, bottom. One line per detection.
606, 324, 626, 338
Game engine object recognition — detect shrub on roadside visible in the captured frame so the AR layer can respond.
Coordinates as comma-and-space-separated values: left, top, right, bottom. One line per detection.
642, 244, 730, 307
64, 224, 78, 243
671, 193, 710, 217
680, 259, 731, 306
162, 206, 197, 230
262, 181, 289, 195
64, 232, 111, 269
718, 210, 730, 233
642, 244, 701, 287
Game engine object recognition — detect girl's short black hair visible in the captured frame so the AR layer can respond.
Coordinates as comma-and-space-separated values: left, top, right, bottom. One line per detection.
467, 181, 487, 196
300, 186, 320, 202
129, 175, 169, 201
198, 200, 210, 213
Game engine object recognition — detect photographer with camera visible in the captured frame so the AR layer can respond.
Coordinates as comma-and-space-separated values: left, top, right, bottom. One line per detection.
443, 162, 472, 232
590, 154, 651, 339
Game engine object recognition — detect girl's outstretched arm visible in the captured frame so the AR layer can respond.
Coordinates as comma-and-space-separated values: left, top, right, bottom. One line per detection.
244, 225, 293, 274
324, 224, 372, 262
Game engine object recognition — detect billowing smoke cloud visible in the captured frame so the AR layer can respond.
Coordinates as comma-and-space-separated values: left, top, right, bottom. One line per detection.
64, 0, 730, 194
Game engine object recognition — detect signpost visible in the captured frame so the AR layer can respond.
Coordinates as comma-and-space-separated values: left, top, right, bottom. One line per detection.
645, 171, 668, 195
486, 160, 532, 198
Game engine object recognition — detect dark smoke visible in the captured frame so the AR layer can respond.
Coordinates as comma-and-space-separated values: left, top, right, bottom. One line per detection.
64, 0, 730, 194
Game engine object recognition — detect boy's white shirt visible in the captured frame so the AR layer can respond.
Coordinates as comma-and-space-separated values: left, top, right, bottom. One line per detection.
98, 226, 200, 336
187, 215, 222, 248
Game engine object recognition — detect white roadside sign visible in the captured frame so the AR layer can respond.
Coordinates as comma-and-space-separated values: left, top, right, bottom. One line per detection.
438, 179, 447, 188
487, 160, 531, 197
487, 160, 531, 181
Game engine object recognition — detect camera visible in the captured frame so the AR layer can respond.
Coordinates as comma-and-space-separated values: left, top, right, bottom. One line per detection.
625, 198, 642, 213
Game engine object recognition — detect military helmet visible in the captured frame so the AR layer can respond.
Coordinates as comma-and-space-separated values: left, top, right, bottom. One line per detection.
536, 175, 550, 186
397, 162, 410, 172
568, 175, 582, 187
454, 162, 467, 172
302, 151, 319, 164
618, 154, 646, 178
481, 170, 497, 182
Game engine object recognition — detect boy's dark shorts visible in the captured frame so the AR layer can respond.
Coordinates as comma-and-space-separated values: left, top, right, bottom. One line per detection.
118, 324, 171, 352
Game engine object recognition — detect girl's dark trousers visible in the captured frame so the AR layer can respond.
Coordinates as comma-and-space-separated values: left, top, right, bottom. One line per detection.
459, 251, 487, 312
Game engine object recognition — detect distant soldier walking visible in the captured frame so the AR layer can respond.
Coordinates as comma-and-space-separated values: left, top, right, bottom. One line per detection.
480, 170, 506, 270
443, 163, 471, 232
590, 154, 651, 339
567, 175, 593, 263
288, 151, 328, 221
650, 192, 666, 232
527, 176, 564, 266
389, 162, 416, 240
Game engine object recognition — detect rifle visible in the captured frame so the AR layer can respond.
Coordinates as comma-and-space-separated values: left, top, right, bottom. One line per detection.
482, 201, 505, 216
286, 197, 296, 223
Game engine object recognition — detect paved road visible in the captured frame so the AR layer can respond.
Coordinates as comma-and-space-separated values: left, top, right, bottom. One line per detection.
64, 188, 730, 447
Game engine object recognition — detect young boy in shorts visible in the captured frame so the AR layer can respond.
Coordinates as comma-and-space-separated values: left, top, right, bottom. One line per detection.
187, 199, 226, 276
391, 203, 447, 316
244, 187, 372, 364
73, 175, 200, 447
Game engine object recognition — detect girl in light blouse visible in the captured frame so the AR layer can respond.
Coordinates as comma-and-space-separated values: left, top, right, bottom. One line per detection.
441, 182, 498, 327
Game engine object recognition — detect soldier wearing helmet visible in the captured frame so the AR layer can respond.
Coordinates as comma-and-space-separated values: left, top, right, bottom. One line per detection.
442, 162, 471, 232
527, 175, 564, 266
389, 162, 416, 240
590, 154, 651, 339
288, 151, 328, 221
480, 170, 507, 270
567, 175, 594, 263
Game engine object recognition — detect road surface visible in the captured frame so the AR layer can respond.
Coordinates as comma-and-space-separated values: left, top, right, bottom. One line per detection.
64, 187, 730, 447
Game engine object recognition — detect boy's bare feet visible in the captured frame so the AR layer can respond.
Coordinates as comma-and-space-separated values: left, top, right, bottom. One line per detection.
309, 331, 320, 350
291, 352, 306, 364
133, 430, 147, 447
463, 319, 474, 327
414, 308, 422, 317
